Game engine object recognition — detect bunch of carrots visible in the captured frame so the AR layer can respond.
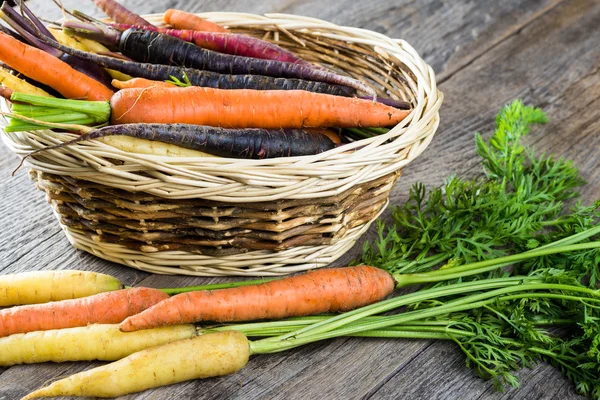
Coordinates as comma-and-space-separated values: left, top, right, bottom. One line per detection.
0, 265, 398, 398
0, 0, 412, 160
6, 229, 600, 399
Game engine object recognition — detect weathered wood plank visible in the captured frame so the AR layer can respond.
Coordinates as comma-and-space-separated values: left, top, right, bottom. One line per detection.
1, 0, 598, 399
369, 341, 582, 400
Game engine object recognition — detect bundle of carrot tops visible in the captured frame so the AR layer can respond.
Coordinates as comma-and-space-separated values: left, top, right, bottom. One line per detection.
0, 0, 411, 159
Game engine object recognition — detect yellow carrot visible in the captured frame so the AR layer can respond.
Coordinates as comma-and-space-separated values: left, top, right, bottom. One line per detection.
22, 331, 250, 399
0, 67, 52, 97
0, 270, 122, 306
0, 324, 197, 366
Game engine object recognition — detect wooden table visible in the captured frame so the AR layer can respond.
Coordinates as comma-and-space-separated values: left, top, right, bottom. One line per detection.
1, 0, 599, 398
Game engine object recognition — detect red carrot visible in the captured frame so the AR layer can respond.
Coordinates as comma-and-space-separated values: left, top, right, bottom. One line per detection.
92, 0, 152, 27
0, 287, 168, 337
163, 9, 229, 33
108, 23, 313, 66
109, 86, 410, 128
119, 266, 396, 331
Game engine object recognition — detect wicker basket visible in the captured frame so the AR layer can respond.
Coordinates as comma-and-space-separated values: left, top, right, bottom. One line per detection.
1, 12, 442, 276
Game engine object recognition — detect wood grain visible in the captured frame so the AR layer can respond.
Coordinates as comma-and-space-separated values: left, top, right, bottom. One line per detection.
1, 0, 598, 398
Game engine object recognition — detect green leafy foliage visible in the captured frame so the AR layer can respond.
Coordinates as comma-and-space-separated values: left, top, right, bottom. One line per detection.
359, 99, 600, 397
361, 99, 597, 284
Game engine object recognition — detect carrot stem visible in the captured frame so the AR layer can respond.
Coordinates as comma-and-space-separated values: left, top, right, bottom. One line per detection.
393, 242, 600, 287
10, 92, 110, 122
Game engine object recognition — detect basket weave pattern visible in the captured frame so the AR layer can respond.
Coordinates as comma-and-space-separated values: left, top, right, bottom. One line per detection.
1, 13, 442, 276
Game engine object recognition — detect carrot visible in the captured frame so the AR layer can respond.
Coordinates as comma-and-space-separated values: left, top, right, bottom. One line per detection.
0, 324, 196, 366
0, 67, 52, 97
119, 29, 374, 96
119, 266, 395, 332
21, 123, 338, 159
111, 76, 175, 89
109, 86, 410, 128
316, 129, 342, 144
22, 331, 250, 399
0, 270, 122, 306
92, 0, 152, 27
36, 33, 354, 95
108, 22, 313, 66
0, 84, 12, 100
0, 287, 168, 337
164, 9, 229, 33
0, 31, 113, 101
0, 3, 114, 89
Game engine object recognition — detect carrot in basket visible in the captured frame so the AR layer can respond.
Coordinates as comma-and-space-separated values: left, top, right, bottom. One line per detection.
119, 265, 395, 331
118, 29, 374, 96
109, 86, 410, 128
0, 287, 168, 337
111, 77, 175, 89
92, 0, 152, 27
0, 31, 113, 101
35, 33, 355, 95
0, 270, 122, 306
164, 8, 229, 33
14, 123, 337, 159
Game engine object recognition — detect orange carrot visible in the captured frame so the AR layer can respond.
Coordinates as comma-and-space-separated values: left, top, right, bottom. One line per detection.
0, 32, 113, 101
110, 86, 411, 128
119, 265, 395, 332
164, 9, 229, 33
111, 80, 346, 143
0, 287, 168, 337
111, 77, 175, 89
313, 128, 342, 144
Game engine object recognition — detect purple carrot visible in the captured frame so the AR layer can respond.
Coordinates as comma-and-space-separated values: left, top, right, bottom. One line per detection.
91, 0, 151, 27
117, 29, 375, 96
0, 3, 113, 88
57, 22, 373, 95
33, 33, 356, 96
0, 22, 24, 42
108, 22, 314, 66
23, 124, 338, 159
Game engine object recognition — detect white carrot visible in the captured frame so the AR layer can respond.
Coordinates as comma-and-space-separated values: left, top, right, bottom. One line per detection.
22, 331, 250, 399
0, 270, 122, 306
0, 324, 196, 366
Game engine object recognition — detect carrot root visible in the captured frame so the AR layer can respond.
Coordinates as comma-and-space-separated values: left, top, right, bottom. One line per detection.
0, 287, 168, 337
21, 331, 250, 399
0, 324, 197, 366
164, 9, 229, 33
120, 265, 396, 332
109, 86, 410, 128
0, 270, 122, 306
